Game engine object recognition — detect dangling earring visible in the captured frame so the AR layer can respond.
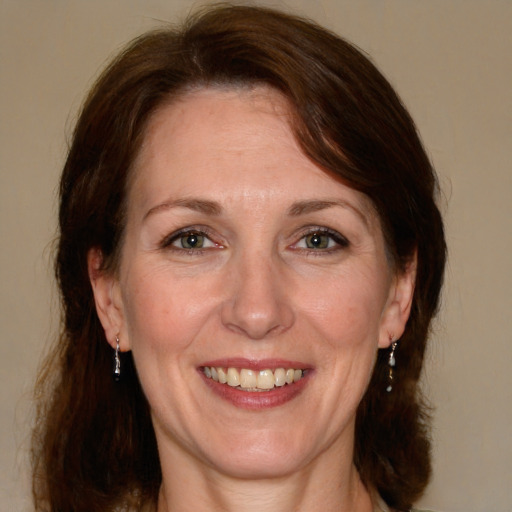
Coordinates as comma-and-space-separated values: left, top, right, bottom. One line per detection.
113, 335, 121, 382
386, 339, 398, 392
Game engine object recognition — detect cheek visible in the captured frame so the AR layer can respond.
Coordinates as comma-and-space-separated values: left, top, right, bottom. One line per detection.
121, 269, 216, 355
303, 272, 388, 349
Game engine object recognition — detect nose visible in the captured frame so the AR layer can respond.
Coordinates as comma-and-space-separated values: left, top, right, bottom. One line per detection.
220, 252, 295, 340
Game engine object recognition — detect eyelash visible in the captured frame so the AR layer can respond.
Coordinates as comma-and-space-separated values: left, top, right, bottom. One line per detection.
160, 226, 221, 253
159, 226, 349, 255
291, 227, 349, 254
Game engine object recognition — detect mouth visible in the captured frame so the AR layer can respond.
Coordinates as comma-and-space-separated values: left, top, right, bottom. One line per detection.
199, 359, 311, 409
201, 366, 305, 391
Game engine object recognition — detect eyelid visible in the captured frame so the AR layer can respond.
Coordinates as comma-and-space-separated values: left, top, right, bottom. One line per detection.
290, 226, 349, 252
160, 225, 223, 250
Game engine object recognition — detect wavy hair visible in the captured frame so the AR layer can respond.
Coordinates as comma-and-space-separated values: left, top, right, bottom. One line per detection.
32, 5, 446, 511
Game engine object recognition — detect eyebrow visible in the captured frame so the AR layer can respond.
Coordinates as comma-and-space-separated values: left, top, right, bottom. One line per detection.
144, 198, 222, 220
287, 199, 369, 226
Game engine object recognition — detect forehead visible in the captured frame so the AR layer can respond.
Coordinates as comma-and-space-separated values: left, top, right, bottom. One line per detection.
136, 85, 294, 171
129, 85, 377, 222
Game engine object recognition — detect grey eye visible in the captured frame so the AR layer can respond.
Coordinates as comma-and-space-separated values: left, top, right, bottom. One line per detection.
178, 232, 205, 249
305, 233, 331, 249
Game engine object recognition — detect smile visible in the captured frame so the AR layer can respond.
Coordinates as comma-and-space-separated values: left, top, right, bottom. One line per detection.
202, 366, 304, 391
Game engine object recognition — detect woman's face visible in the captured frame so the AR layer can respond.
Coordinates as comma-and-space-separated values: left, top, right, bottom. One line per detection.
92, 86, 414, 480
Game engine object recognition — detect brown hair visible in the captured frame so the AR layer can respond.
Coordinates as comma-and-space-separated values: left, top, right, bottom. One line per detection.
32, 4, 446, 511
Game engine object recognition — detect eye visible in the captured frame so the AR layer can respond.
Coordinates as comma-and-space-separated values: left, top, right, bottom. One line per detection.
162, 229, 219, 251
175, 231, 208, 249
293, 228, 349, 252
304, 232, 333, 249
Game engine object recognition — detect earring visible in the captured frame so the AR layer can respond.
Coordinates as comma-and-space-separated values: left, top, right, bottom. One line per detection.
113, 335, 121, 382
386, 339, 398, 393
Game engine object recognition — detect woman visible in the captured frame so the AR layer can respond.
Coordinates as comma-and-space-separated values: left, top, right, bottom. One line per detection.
32, 4, 446, 512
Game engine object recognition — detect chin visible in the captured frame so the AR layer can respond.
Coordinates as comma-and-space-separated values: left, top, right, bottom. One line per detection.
212, 454, 303, 481
201, 430, 315, 480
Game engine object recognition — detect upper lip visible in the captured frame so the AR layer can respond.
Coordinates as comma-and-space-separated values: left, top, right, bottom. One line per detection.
199, 357, 311, 371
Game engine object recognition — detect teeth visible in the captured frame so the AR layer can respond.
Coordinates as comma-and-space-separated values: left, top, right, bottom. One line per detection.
227, 367, 240, 387
240, 369, 257, 388
257, 369, 274, 389
218, 367, 227, 384
274, 368, 286, 387
203, 366, 304, 390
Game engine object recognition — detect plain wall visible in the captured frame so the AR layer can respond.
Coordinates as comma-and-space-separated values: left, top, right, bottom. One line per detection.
1, 1, 511, 510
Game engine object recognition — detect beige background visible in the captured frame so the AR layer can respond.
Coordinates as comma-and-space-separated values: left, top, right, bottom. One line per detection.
1, 1, 511, 511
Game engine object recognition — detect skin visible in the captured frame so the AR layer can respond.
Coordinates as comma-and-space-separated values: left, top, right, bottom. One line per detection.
89, 86, 416, 512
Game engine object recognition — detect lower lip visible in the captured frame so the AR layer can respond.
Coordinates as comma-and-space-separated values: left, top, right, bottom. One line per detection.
199, 370, 311, 410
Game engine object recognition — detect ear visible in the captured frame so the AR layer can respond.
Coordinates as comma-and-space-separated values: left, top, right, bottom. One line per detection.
378, 251, 417, 349
87, 247, 128, 351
